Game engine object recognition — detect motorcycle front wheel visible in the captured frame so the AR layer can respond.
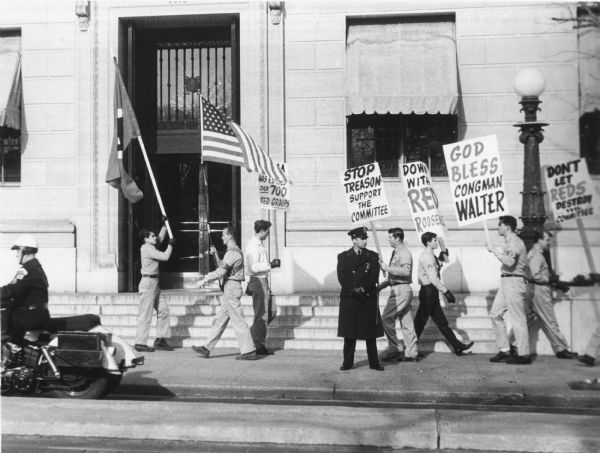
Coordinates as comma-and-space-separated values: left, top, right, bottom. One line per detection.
50, 370, 109, 399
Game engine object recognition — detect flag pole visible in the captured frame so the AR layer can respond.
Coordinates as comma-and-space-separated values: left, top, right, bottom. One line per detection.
137, 135, 173, 238
110, 49, 172, 238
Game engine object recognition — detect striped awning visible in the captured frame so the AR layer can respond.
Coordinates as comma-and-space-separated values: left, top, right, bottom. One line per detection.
345, 19, 458, 115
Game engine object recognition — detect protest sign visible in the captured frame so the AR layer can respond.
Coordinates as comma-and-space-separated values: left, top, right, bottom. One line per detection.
544, 158, 597, 224
442, 135, 506, 226
341, 162, 391, 225
400, 161, 448, 237
258, 173, 290, 211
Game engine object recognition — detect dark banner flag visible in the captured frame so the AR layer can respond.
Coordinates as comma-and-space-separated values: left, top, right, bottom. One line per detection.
105, 57, 143, 203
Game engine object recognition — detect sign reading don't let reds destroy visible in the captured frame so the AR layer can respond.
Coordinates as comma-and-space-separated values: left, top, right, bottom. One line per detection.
442, 135, 506, 226
341, 162, 391, 225
544, 158, 597, 223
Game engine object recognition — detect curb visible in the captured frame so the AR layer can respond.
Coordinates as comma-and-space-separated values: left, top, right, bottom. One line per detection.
114, 383, 600, 410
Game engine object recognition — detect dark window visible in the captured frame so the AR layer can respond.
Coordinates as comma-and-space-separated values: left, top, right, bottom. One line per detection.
0, 30, 21, 184
580, 111, 600, 175
347, 113, 456, 177
576, 5, 600, 175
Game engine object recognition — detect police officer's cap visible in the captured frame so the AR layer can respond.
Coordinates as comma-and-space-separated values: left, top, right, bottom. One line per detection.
348, 226, 368, 240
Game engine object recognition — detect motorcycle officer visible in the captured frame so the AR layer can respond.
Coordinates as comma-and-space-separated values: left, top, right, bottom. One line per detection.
1, 235, 50, 342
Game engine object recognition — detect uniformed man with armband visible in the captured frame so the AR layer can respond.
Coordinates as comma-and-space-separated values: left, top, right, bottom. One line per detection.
488, 215, 531, 364
192, 225, 257, 360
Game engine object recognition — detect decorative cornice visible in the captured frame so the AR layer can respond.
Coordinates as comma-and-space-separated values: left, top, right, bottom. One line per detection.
75, 0, 91, 31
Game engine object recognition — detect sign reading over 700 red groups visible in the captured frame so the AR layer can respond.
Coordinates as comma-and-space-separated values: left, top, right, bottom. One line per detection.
258, 174, 290, 211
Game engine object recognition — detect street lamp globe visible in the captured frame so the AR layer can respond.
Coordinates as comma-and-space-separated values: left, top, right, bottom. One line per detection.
514, 68, 546, 98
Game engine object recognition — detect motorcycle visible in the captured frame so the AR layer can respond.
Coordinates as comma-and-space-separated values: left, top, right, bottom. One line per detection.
1, 312, 144, 399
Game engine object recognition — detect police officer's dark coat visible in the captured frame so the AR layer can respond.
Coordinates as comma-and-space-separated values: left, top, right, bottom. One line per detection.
1, 258, 50, 336
336, 247, 384, 340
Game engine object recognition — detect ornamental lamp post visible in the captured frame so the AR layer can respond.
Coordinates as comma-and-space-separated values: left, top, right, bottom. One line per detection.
513, 68, 548, 251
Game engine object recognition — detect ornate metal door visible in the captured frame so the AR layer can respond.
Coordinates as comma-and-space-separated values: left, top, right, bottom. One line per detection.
123, 16, 240, 290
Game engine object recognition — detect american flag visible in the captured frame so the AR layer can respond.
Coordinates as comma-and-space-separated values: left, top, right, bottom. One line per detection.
229, 121, 290, 184
200, 97, 245, 166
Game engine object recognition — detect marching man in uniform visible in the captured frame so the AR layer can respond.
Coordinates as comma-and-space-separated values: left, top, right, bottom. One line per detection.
337, 226, 384, 371
378, 227, 419, 363
488, 215, 531, 364
192, 225, 258, 360
135, 218, 175, 353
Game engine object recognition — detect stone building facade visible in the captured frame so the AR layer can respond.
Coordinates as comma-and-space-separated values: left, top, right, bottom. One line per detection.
1, 1, 598, 350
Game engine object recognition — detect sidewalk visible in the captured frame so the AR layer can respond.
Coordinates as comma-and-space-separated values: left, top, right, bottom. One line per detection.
115, 348, 600, 409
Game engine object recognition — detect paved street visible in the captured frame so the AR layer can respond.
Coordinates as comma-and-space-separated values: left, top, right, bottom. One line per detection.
2, 349, 600, 452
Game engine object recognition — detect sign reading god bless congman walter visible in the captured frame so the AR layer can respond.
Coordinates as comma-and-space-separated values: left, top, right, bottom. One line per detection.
442, 135, 506, 226
341, 162, 391, 225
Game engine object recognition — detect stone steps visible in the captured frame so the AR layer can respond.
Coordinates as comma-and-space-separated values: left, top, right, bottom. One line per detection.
48, 291, 497, 352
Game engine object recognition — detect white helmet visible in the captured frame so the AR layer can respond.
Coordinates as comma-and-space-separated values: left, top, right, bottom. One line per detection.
11, 234, 39, 254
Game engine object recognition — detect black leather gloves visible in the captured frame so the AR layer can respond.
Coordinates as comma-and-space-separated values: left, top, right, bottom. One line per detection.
161, 215, 169, 223
270, 258, 281, 269
168, 237, 176, 246
444, 290, 456, 304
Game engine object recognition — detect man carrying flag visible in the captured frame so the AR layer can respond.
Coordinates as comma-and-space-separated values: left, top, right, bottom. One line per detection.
105, 57, 143, 203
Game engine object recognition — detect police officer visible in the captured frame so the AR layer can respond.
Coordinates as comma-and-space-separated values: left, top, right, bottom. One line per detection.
1, 235, 51, 341
337, 226, 384, 371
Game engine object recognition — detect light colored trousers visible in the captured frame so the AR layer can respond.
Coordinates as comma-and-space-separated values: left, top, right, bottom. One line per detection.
527, 285, 569, 352
136, 277, 171, 345
490, 276, 529, 356
585, 325, 600, 358
381, 284, 418, 358
204, 280, 255, 354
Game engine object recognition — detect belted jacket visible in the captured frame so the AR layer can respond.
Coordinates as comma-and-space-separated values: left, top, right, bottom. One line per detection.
336, 247, 383, 340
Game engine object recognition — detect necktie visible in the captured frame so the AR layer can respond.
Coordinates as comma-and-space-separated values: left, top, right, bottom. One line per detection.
389, 250, 396, 265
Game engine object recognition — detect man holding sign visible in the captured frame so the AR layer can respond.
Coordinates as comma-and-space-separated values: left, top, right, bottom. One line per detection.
487, 216, 531, 365
378, 228, 418, 363
415, 232, 474, 356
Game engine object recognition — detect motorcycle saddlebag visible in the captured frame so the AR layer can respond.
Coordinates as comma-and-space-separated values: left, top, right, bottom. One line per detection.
53, 332, 104, 368
48, 314, 101, 333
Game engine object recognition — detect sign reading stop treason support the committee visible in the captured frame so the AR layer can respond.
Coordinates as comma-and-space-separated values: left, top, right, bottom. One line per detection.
341, 162, 391, 225
258, 174, 290, 211
401, 161, 448, 237
544, 158, 597, 224
442, 135, 506, 226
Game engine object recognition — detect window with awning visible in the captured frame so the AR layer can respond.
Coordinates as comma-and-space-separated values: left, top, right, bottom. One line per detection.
345, 17, 458, 178
345, 17, 458, 116
0, 31, 21, 184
